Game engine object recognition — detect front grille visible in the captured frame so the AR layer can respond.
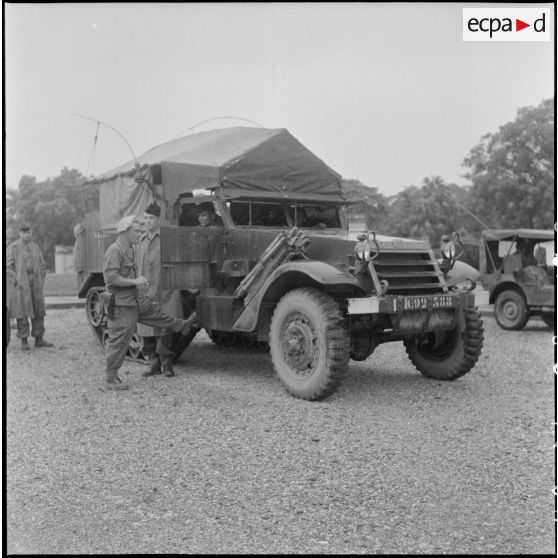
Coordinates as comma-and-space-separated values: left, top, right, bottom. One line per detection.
371, 250, 445, 295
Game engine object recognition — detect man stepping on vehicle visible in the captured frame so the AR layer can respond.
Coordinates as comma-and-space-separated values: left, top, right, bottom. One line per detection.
103, 215, 197, 390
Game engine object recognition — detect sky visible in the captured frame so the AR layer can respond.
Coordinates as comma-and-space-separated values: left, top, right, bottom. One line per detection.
5, 2, 555, 196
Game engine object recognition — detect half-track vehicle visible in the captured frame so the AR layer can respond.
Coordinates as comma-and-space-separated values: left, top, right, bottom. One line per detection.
79, 127, 488, 400
479, 228, 554, 330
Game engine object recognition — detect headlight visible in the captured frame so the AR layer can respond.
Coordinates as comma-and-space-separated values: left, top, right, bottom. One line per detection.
354, 240, 372, 261
441, 242, 456, 260
449, 278, 477, 291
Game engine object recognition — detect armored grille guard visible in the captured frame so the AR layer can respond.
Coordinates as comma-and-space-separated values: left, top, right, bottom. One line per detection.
369, 250, 446, 296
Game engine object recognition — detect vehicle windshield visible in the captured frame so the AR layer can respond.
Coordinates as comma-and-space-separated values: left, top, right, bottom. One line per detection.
228, 201, 342, 228
489, 237, 553, 272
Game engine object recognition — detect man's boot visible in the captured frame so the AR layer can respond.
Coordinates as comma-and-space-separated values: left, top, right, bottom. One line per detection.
35, 337, 54, 348
21, 338, 30, 351
162, 359, 175, 377
106, 370, 129, 390
142, 356, 162, 377
106, 377, 129, 390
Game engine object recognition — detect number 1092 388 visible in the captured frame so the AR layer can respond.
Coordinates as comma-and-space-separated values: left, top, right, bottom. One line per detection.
401, 295, 455, 311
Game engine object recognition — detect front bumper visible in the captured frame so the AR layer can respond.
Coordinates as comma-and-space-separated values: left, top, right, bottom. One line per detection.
347, 289, 490, 315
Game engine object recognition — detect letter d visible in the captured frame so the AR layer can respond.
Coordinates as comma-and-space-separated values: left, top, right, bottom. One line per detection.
534, 13, 546, 32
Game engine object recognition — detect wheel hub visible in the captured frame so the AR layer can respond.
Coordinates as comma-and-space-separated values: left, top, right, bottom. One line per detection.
87, 289, 105, 327
502, 300, 519, 320
282, 313, 318, 377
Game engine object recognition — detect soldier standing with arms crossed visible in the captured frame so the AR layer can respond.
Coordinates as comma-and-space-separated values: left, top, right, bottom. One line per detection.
103, 215, 196, 390
136, 203, 185, 378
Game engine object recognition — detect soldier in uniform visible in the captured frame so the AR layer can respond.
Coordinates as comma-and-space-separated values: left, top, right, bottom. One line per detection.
197, 203, 223, 226
6, 222, 54, 350
136, 202, 185, 378
103, 215, 197, 390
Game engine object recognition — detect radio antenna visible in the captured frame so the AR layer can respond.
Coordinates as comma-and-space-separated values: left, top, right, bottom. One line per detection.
71, 112, 138, 164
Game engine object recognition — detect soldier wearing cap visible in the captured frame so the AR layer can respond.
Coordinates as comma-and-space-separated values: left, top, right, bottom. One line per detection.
136, 202, 186, 378
102, 215, 197, 390
6, 222, 54, 350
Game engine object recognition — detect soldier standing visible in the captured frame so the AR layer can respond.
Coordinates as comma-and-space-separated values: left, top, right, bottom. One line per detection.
103, 215, 196, 390
136, 203, 185, 378
6, 222, 54, 350
72, 222, 86, 291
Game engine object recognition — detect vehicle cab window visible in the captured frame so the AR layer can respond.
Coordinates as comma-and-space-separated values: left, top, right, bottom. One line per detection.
288, 205, 341, 228
229, 201, 288, 227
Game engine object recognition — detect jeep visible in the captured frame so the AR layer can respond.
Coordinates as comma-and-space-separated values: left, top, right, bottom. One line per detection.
479, 228, 554, 330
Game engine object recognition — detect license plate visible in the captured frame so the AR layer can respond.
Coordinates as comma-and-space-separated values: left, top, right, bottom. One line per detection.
401, 295, 456, 311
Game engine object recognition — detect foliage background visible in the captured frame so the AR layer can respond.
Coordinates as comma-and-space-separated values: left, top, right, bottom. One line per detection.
344, 98, 554, 245
5, 99, 554, 270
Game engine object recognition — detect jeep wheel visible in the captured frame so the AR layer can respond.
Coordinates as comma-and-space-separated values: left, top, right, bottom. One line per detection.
494, 289, 529, 330
404, 307, 483, 381
269, 288, 350, 401
541, 313, 555, 329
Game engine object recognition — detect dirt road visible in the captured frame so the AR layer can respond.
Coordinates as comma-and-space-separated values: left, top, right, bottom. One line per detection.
6, 308, 555, 554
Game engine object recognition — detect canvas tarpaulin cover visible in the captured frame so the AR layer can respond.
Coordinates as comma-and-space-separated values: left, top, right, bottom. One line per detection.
97, 175, 154, 229
87, 127, 344, 226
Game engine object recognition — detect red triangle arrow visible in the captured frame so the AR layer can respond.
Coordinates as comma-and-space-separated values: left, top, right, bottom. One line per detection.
516, 19, 530, 31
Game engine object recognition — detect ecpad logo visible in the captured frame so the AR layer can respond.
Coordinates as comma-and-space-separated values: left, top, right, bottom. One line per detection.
463, 8, 550, 41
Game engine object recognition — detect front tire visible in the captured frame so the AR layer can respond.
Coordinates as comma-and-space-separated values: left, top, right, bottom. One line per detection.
494, 289, 529, 330
404, 307, 484, 380
269, 288, 350, 401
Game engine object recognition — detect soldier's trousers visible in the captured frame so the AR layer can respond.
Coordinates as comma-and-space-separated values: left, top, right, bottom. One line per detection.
16, 316, 45, 340
16, 284, 45, 340
105, 297, 184, 381
141, 334, 174, 366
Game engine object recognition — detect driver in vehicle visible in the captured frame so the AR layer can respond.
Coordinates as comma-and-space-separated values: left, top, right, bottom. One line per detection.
197, 203, 223, 227
505, 237, 537, 273
304, 206, 328, 228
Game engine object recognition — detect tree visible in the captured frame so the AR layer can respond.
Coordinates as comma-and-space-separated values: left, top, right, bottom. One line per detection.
383, 176, 477, 246
463, 98, 554, 230
341, 178, 390, 231
7, 168, 85, 269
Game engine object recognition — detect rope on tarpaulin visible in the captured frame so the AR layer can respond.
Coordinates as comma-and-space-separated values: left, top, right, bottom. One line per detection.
72, 112, 166, 205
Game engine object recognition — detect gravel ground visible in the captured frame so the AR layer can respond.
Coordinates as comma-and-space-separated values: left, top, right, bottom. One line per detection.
6, 308, 555, 554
